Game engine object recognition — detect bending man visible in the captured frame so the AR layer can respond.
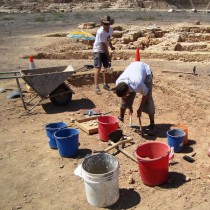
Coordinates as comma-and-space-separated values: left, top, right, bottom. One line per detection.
115, 61, 157, 135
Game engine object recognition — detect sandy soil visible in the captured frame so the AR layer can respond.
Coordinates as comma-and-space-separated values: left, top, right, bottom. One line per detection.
0, 10, 210, 210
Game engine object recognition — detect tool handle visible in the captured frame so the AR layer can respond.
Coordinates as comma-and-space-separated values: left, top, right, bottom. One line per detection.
118, 147, 138, 163
129, 114, 132, 127
104, 138, 133, 152
138, 117, 142, 131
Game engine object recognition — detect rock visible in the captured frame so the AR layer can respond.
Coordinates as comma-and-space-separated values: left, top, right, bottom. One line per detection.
168, 9, 175, 13
128, 175, 135, 184
154, 30, 164, 38
121, 36, 131, 44
194, 20, 200, 25
112, 31, 123, 38
59, 164, 64, 168
70, 118, 75, 123
174, 43, 182, 51
185, 176, 191, 182
113, 26, 125, 31
78, 22, 95, 29
183, 155, 195, 163
190, 152, 196, 157
207, 147, 210, 157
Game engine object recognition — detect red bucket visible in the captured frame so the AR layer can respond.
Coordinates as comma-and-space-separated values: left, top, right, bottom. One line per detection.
134, 142, 174, 186
98, 116, 118, 142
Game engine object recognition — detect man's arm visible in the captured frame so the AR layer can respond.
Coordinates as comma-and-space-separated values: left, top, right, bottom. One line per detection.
109, 40, 115, 51
122, 95, 133, 115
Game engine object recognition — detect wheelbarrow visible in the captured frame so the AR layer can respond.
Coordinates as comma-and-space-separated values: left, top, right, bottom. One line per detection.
0, 65, 94, 112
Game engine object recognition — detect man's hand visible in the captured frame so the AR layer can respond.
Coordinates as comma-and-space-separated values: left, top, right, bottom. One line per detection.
108, 55, 112, 62
137, 107, 142, 118
111, 46, 115, 51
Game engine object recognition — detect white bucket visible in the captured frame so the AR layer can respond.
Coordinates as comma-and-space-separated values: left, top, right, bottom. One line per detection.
81, 153, 119, 207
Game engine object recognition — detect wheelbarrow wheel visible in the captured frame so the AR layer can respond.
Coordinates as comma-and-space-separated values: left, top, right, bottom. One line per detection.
49, 83, 72, 106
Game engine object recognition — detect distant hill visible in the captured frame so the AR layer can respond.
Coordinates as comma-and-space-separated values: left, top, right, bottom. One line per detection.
0, 0, 209, 11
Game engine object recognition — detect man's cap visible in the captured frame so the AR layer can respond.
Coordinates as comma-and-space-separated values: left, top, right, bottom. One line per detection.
100, 16, 114, 25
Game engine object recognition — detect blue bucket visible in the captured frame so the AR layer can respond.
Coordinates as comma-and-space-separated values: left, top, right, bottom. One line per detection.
54, 128, 79, 158
167, 129, 185, 153
45, 122, 67, 149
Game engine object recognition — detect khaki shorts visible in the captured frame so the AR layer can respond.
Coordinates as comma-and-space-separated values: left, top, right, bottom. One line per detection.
120, 74, 155, 115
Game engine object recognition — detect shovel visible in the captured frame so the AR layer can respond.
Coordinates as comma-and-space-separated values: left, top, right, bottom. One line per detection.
108, 129, 138, 163
129, 114, 144, 137
128, 114, 138, 128
93, 129, 133, 153
138, 116, 144, 136
106, 129, 133, 151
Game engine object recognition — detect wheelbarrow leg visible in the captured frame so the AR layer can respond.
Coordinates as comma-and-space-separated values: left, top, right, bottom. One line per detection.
15, 74, 27, 110
25, 97, 45, 113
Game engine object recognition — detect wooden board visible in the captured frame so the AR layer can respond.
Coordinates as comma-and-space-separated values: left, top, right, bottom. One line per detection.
75, 116, 99, 135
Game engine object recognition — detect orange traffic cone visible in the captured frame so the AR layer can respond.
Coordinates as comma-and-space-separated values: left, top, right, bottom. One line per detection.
29, 55, 36, 70
135, 47, 140, 61
26, 56, 36, 91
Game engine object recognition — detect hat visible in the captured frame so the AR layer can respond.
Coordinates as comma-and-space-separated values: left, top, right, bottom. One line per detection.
100, 16, 114, 25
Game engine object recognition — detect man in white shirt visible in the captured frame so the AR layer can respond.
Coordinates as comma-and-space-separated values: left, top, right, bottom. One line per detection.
93, 15, 115, 93
115, 61, 157, 135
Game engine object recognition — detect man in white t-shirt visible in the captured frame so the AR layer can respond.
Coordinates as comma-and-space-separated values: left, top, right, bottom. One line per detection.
93, 15, 115, 93
115, 61, 157, 135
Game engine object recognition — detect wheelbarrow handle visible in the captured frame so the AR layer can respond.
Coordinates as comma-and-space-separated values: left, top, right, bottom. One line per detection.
0, 75, 22, 79
0, 71, 22, 80
0, 71, 20, 74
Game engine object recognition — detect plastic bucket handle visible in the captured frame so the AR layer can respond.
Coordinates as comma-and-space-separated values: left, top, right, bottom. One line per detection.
55, 133, 74, 139
44, 121, 63, 128
44, 122, 67, 138
134, 146, 174, 162
54, 129, 79, 139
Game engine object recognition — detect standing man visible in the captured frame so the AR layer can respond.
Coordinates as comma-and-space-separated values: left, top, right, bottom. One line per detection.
115, 61, 157, 136
93, 15, 115, 93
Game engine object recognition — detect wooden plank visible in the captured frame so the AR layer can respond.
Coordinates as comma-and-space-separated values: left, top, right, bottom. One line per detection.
75, 116, 99, 135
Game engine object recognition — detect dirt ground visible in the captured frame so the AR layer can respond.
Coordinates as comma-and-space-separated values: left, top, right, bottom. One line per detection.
0, 10, 210, 210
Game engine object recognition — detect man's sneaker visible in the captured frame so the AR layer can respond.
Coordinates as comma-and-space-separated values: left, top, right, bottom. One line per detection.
95, 86, 100, 93
118, 116, 124, 122
103, 84, 111, 91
